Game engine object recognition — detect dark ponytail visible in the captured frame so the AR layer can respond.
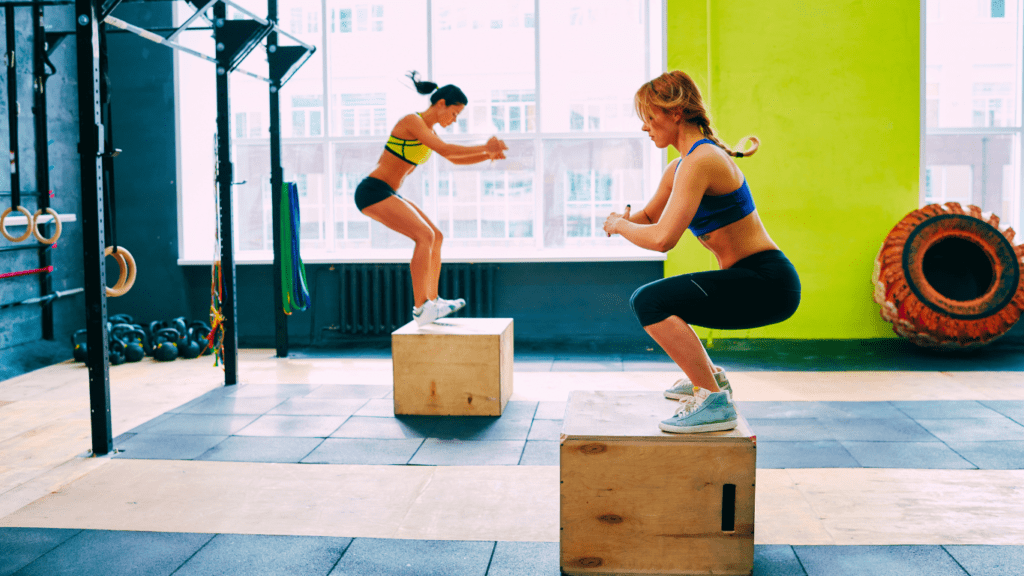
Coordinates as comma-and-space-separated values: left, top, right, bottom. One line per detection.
407, 70, 469, 107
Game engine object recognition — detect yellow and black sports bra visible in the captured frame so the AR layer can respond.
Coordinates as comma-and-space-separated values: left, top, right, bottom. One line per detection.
383, 113, 433, 165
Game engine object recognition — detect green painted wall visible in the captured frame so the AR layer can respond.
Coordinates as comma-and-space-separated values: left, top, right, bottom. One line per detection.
664, 0, 920, 339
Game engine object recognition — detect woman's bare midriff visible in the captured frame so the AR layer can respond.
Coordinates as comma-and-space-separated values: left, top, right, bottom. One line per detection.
368, 150, 416, 191
696, 211, 780, 269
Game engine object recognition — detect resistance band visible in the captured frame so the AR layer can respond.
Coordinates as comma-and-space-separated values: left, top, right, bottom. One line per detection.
0, 265, 53, 279
280, 181, 310, 314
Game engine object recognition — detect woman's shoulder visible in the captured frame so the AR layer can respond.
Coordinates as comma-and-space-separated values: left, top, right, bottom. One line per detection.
391, 113, 426, 138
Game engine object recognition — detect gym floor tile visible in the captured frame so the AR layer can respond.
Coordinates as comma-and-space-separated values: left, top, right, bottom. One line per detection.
735, 401, 847, 420
351, 398, 395, 417
794, 545, 968, 576
621, 359, 678, 372
195, 436, 323, 463
534, 401, 567, 420
914, 418, 1024, 443
943, 545, 1024, 576
512, 358, 555, 372
746, 418, 834, 441
753, 545, 808, 576
430, 416, 533, 441
891, 400, 1007, 419
301, 438, 424, 465
172, 534, 351, 576
234, 415, 348, 438
755, 441, 861, 468
839, 441, 976, 469
302, 384, 391, 399
111, 434, 229, 460
527, 419, 562, 441
7, 529, 213, 576
133, 414, 260, 436
175, 396, 288, 415
818, 401, 909, 419
550, 358, 624, 371
817, 418, 937, 442
497, 401, 540, 421
408, 439, 526, 466
222, 383, 321, 398
487, 541, 560, 576
327, 537, 494, 576
0, 528, 81, 576
519, 440, 559, 466
944, 441, 1024, 469
267, 398, 369, 416
978, 400, 1024, 424
330, 415, 438, 439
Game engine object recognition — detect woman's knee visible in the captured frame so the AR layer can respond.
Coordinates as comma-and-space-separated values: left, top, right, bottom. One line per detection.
432, 228, 444, 248
630, 284, 657, 320
412, 225, 436, 247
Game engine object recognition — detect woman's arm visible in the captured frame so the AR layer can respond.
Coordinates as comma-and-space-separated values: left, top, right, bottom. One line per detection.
402, 116, 507, 164
603, 156, 709, 252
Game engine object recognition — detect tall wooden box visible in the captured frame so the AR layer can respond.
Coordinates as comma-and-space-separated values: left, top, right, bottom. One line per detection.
392, 318, 513, 416
561, 391, 756, 576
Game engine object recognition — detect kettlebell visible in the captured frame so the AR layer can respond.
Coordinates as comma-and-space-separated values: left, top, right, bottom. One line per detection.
179, 328, 202, 360
110, 314, 134, 325
109, 337, 126, 366
152, 327, 180, 362
172, 317, 188, 339
191, 321, 213, 355
123, 328, 147, 362
71, 329, 88, 362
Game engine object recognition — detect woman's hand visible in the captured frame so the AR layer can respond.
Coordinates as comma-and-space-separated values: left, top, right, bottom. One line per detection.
486, 136, 509, 160
604, 205, 631, 237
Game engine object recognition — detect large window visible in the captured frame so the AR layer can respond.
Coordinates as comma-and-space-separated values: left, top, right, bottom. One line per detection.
924, 0, 1024, 228
177, 0, 664, 263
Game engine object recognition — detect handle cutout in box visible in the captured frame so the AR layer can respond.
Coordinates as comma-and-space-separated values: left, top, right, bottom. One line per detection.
721, 484, 736, 532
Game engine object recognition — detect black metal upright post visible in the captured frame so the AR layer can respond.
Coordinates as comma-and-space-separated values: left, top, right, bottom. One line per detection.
75, 0, 112, 455
214, 1, 239, 385
6, 6, 21, 209
268, 0, 287, 357
33, 4, 54, 340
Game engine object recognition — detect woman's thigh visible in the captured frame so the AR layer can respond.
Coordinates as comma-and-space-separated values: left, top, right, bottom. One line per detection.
361, 195, 434, 242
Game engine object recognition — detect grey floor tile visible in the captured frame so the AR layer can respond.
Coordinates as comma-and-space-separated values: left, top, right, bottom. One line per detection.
196, 436, 324, 463
268, 398, 369, 416
818, 401, 908, 419
794, 545, 967, 576
737, 402, 854, 420
329, 538, 493, 576
0, 528, 81, 576
621, 359, 679, 371
753, 545, 807, 576
139, 414, 261, 436
756, 441, 860, 468
487, 541, 559, 576
892, 400, 1006, 419
235, 415, 348, 438
500, 401, 540, 421
840, 441, 976, 469
430, 416, 533, 441
173, 533, 350, 576
112, 434, 229, 460
527, 419, 563, 441
945, 441, 1024, 469
352, 398, 395, 417
302, 438, 424, 465
915, 418, 1024, 443
331, 416, 438, 439
943, 545, 1024, 576
551, 358, 623, 371
222, 384, 321, 398
978, 401, 1024, 425
409, 439, 525, 465
302, 384, 392, 399
534, 401, 567, 420
519, 440, 559, 466
513, 357, 554, 372
124, 413, 174, 435
818, 418, 936, 442
10, 529, 213, 576
746, 418, 833, 441
176, 396, 288, 415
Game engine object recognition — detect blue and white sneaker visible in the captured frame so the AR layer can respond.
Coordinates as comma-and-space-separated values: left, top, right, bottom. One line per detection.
659, 387, 738, 434
664, 368, 731, 400
412, 300, 441, 326
433, 297, 465, 319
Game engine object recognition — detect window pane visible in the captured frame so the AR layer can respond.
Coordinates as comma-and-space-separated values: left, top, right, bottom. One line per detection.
926, 0, 1021, 128
539, 0, 646, 133
332, 143, 381, 249
926, 134, 1017, 219
234, 144, 271, 251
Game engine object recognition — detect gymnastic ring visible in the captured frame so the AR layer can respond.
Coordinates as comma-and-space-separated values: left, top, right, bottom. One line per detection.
873, 202, 1024, 348
0, 206, 34, 243
104, 243, 129, 295
31, 208, 62, 245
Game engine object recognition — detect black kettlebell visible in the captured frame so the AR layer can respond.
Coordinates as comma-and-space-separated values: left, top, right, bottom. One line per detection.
123, 328, 147, 362
109, 337, 126, 366
191, 321, 212, 355
152, 327, 180, 362
110, 313, 134, 325
179, 329, 202, 360
71, 329, 88, 362
172, 317, 188, 338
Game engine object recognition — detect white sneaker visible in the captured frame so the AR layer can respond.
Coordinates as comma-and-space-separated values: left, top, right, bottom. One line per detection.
412, 300, 441, 326
433, 297, 466, 320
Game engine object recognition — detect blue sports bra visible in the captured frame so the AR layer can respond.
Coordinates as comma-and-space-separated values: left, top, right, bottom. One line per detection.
680, 138, 756, 236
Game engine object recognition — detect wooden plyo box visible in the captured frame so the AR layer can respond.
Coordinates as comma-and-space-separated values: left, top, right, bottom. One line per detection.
561, 391, 756, 576
391, 318, 513, 416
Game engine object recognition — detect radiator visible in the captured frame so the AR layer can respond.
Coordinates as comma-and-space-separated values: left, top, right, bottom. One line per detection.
334, 263, 497, 336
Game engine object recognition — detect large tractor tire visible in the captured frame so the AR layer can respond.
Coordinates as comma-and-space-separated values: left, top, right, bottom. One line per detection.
873, 202, 1024, 348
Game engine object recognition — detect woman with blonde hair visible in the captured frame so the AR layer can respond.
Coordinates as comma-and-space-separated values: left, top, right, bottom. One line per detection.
604, 70, 800, 433
356, 72, 508, 326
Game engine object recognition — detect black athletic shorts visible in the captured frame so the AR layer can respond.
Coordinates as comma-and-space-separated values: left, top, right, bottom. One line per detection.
630, 249, 801, 329
354, 176, 400, 212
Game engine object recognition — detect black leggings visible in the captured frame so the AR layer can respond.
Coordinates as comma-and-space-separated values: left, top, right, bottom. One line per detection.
630, 250, 801, 329
354, 176, 401, 212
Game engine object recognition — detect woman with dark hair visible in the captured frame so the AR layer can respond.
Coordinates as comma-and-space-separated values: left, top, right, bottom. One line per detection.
356, 71, 508, 326
603, 70, 801, 433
